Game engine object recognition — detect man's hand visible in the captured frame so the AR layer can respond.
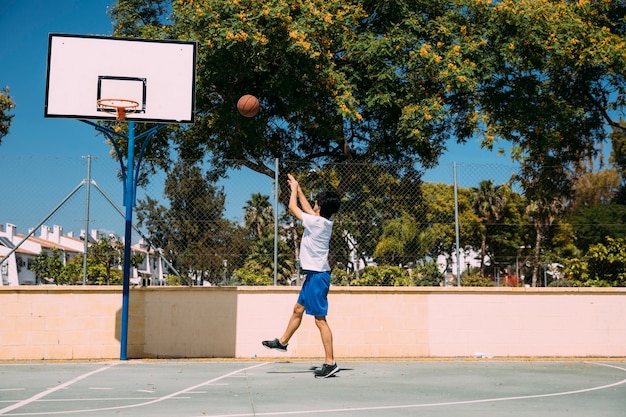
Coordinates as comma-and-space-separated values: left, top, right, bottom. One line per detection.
287, 173, 299, 191
287, 173, 303, 220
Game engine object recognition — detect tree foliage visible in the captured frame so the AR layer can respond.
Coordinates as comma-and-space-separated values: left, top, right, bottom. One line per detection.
352, 265, 412, 286
88, 235, 126, 285
478, 0, 626, 161
31, 237, 135, 285
567, 237, 626, 287
105, 0, 626, 286
609, 121, 626, 203
107, 1, 626, 175
0, 86, 15, 144
564, 161, 625, 255
234, 233, 295, 285
413, 259, 445, 286
244, 193, 274, 238
32, 249, 65, 285
475, 0, 626, 282
135, 161, 241, 284
107, 0, 498, 186
472, 180, 508, 275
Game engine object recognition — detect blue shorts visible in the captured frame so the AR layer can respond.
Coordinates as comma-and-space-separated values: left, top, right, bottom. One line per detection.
297, 271, 330, 317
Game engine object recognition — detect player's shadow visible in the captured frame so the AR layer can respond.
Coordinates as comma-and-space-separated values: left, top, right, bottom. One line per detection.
267, 365, 352, 377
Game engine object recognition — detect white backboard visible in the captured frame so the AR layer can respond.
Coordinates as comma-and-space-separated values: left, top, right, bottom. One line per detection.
45, 33, 196, 123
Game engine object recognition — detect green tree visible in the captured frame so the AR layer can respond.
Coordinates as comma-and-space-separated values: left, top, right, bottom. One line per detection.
32, 249, 64, 285
58, 256, 87, 285
351, 265, 412, 286
472, 180, 508, 276
609, 121, 626, 204
421, 183, 457, 264
236, 233, 295, 285
565, 166, 624, 252
136, 161, 240, 285
0, 86, 15, 143
568, 169, 621, 212
373, 215, 420, 266
421, 182, 483, 268
478, 0, 626, 161
473, 0, 626, 283
483, 189, 527, 276
107, 1, 495, 188
244, 193, 274, 238
567, 237, 626, 287
106, 0, 626, 288
89, 235, 125, 285
412, 259, 445, 287
568, 204, 626, 252
108, 1, 626, 186
110, 0, 626, 197
526, 196, 564, 287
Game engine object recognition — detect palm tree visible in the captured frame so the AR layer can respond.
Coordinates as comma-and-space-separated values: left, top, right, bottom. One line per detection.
472, 180, 508, 277
243, 234, 295, 285
373, 214, 424, 266
243, 193, 273, 238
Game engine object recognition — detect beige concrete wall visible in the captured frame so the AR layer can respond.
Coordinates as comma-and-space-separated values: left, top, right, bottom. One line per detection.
131, 287, 239, 358
0, 288, 121, 360
235, 287, 431, 359
1, 286, 625, 360
426, 288, 626, 357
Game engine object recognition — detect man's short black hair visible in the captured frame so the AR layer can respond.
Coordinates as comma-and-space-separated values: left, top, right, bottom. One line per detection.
316, 191, 341, 219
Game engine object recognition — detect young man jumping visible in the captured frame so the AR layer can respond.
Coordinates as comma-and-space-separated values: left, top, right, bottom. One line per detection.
262, 173, 341, 378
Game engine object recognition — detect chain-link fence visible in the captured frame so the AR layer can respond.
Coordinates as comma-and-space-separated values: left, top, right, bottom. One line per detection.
2, 155, 625, 287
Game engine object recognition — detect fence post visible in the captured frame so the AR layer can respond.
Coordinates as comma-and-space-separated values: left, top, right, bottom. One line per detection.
454, 162, 461, 286
82, 155, 92, 286
273, 158, 279, 286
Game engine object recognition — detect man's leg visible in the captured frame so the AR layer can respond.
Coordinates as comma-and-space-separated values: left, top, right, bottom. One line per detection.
314, 316, 334, 365
279, 303, 305, 345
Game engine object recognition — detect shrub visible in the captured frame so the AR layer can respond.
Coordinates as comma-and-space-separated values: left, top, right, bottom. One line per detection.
412, 260, 444, 286
461, 274, 494, 287
548, 279, 574, 287
331, 267, 353, 286
564, 237, 626, 287
165, 274, 185, 286
233, 268, 272, 285
351, 265, 412, 286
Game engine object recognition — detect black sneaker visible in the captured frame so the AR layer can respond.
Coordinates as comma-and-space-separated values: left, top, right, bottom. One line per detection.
262, 338, 288, 352
314, 363, 339, 378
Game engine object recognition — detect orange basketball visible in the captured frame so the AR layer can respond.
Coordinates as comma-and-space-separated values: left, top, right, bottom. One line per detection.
237, 94, 260, 117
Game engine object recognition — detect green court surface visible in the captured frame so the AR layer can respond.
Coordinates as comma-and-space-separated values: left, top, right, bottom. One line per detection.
1, 359, 625, 416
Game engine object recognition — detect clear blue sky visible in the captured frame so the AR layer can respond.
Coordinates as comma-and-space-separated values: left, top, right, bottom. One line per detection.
1, 0, 117, 159
0, 0, 515, 237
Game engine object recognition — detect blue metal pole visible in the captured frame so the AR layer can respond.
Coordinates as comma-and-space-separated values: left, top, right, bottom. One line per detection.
120, 121, 135, 361
79, 120, 164, 360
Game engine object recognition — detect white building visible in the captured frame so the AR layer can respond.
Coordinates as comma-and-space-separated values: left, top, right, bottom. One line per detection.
132, 237, 167, 286
0, 223, 166, 286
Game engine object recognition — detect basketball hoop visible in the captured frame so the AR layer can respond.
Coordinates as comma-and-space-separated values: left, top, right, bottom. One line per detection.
97, 98, 139, 121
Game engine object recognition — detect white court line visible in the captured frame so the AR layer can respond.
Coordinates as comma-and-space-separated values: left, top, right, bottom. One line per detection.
0, 362, 119, 415
36, 397, 156, 402
197, 362, 626, 417
0, 362, 270, 416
